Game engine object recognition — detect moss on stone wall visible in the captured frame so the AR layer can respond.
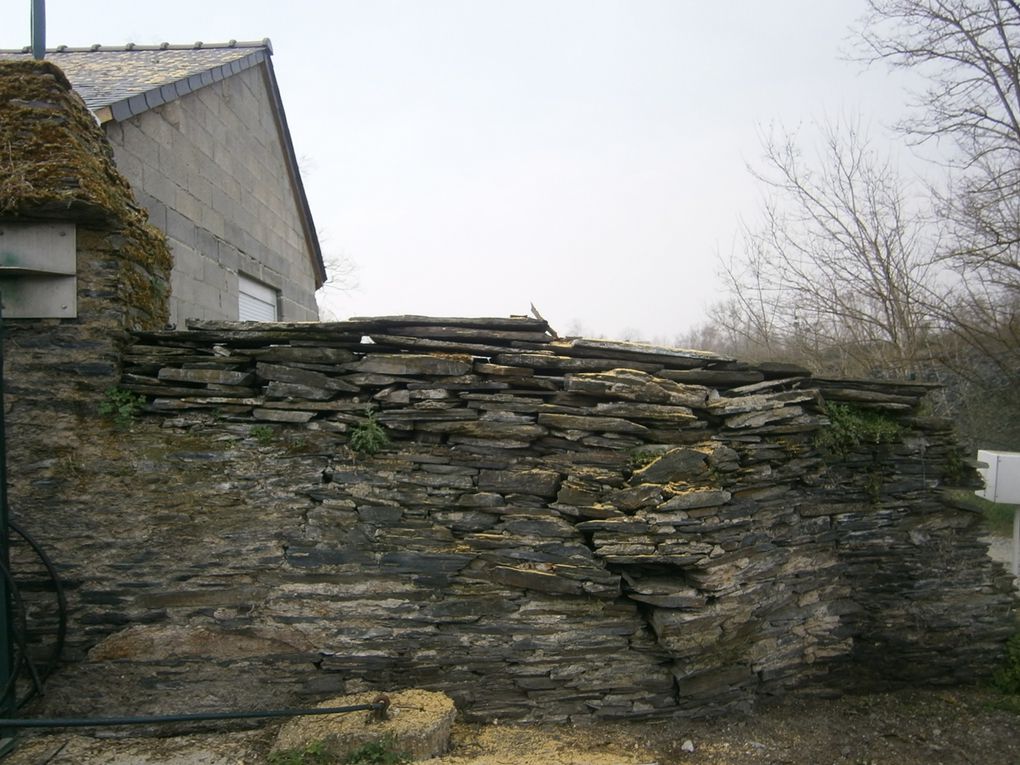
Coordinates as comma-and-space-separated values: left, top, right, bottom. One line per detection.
0, 60, 171, 329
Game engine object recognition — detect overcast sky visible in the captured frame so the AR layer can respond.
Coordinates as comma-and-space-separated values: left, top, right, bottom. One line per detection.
1, 1, 913, 341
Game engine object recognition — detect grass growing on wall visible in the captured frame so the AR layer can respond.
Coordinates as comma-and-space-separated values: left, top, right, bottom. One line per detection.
947, 489, 1018, 537
349, 412, 390, 456
815, 402, 904, 457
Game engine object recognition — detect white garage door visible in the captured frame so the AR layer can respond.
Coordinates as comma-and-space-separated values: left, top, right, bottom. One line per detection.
238, 274, 278, 322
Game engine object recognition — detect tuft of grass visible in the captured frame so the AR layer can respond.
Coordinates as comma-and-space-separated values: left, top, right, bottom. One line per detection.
987, 694, 1020, 715
994, 633, 1020, 695
251, 424, 275, 445
946, 489, 1018, 537
268, 740, 332, 765
266, 735, 410, 765
342, 735, 410, 765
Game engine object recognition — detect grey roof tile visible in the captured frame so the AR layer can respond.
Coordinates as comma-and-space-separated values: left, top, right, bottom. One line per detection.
0, 39, 326, 287
0, 41, 268, 112
110, 99, 132, 122
126, 92, 148, 116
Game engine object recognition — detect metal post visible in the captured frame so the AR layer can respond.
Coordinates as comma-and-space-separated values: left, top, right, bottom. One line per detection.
30, 0, 45, 61
1013, 507, 1019, 578
0, 299, 14, 754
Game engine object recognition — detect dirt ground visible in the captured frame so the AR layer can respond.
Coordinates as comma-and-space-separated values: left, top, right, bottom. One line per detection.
5, 687, 1019, 765
432, 687, 1020, 765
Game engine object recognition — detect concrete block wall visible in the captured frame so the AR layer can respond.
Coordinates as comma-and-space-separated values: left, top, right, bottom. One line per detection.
104, 66, 319, 326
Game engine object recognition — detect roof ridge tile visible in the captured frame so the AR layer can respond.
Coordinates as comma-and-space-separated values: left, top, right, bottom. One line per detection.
0, 40, 271, 55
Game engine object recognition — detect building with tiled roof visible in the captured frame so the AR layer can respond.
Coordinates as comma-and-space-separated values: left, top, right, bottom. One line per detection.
0, 40, 325, 324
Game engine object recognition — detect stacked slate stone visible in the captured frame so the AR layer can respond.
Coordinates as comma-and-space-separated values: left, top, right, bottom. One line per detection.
102, 316, 1013, 721
811, 378, 1016, 687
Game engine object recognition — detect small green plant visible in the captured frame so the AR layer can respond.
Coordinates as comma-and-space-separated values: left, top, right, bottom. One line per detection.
98, 387, 146, 427
342, 735, 410, 765
994, 633, 1020, 695
863, 468, 885, 504
251, 425, 275, 445
285, 434, 313, 454
628, 449, 659, 471
268, 741, 332, 765
349, 412, 390, 456
814, 402, 903, 458
943, 448, 967, 485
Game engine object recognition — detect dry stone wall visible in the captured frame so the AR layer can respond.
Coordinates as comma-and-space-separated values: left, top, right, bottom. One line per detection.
9, 315, 1012, 723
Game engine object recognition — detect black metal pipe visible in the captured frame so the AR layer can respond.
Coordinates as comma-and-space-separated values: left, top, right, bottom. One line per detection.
0, 701, 385, 729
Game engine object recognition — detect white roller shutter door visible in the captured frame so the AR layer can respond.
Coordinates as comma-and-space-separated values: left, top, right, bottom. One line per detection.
238, 274, 278, 321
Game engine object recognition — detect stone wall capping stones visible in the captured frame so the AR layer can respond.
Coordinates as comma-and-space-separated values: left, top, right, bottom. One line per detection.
658, 368, 767, 387
347, 315, 551, 330
724, 376, 813, 396
373, 325, 553, 342
757, 361, 815, 378
494, 352, 664, 374
534, 340, 730, 369
367, 335, 522, 356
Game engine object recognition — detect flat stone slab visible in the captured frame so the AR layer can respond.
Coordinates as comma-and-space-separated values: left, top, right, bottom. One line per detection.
272, 689, 456, 761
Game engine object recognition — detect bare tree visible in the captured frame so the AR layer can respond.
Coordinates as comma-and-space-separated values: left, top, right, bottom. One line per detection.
854, 0, 1020, 445
720, 117, 940, 377
857, 1, 1020, 362
713, 246, 785, 359
315, 251, 359, 321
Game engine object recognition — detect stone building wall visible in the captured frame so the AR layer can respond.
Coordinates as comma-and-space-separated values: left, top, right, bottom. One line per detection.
103, 64, 320, 325
5, 317, 1013, 723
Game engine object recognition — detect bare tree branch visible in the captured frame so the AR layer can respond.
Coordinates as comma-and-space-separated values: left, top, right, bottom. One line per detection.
719, 117, 940, 377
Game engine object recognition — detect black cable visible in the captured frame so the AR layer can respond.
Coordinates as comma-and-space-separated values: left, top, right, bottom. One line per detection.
0, 559, 34, 704
0, 518, 389, 731
8, 518, 67, 686
0, 701, 386, 729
